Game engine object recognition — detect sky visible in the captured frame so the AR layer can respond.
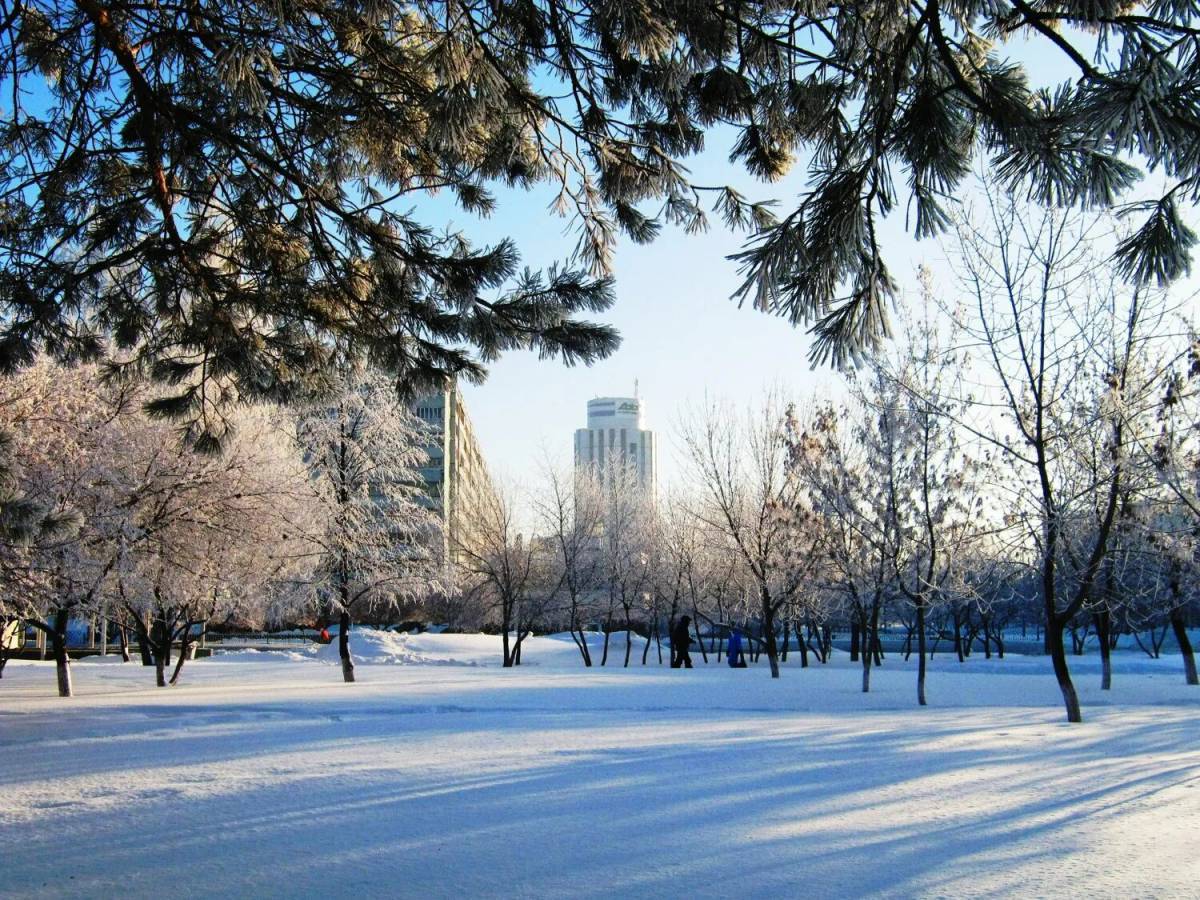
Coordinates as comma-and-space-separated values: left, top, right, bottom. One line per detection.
435, 56, 1200, 497
443, 136, 939, 493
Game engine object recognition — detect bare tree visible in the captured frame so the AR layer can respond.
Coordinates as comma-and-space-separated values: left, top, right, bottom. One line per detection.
949, 187, 1177, 722
681, 394, 806, 678
533, 464, 603, 665
455, 481, 542, 667
596, 461, 654, 667
787, 401, 896, 692
861, 287, 991, 704
1130, 338, 1200, 685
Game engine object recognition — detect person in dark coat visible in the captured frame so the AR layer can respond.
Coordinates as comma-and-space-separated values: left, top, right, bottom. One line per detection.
671, 616, 693, 669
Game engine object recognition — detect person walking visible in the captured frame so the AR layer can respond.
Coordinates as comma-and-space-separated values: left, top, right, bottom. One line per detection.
727, 629, 748, 668
671, 616, 694, 669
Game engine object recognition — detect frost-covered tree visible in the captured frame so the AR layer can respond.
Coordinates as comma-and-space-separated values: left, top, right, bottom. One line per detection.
0, 360, 104, 696
296, 367, 443, 683
109, 406, 315, 687
0, 358, 313, 694
595, 461, 655, 667
949, 187, 1178, 722
532, 464, 603, 665
853, 292, 990, 704
787, 401, 897, 692
683, 394, 808, 678
652, 494, 709, 665
1116, 337, 1200, 685
454, 480, 546, 667
5, 0, 1197, 396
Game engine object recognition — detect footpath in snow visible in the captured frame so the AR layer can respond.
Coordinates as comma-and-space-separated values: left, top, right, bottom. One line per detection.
1, 631, 1198, 899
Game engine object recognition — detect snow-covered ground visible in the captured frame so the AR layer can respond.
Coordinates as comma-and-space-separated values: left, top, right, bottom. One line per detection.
2, 632, 1198, 898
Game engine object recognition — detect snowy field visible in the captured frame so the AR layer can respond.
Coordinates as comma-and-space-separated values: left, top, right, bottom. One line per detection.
2, 632, 1198, 899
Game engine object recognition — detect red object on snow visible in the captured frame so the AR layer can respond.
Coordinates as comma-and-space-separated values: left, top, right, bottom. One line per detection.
319, 627, 330, 643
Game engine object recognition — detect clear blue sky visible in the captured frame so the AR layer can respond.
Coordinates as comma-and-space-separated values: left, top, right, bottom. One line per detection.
439, 42, 1199, 494
443, 134, 938, 492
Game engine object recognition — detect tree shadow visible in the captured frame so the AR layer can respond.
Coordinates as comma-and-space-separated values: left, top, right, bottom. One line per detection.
2, 686, 1197, 898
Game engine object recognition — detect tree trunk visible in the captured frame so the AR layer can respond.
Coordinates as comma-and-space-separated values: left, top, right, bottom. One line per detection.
764, 625, 780, 678
568, 625, 585, 664
760, 588, 780, 678
1170, 607, 1198, 686
580, 628, 593, 666
0, 619, 12, 678
118, 624, 131, 662
53, 609, 72, 698
1095, 610, 1112, 691
137, 623, 153, 666
1069, 622, 1089, 656
170, 625, 196, 686
780, 620, 790, 663
155, 612, 173, 668
623, 611, 633, 668
501, 599, 513, 667
849, 618, 860, 662
862, 602, 881, 693
954, 609, 964, 663
573, 625, 592, 666
861, 638, 872, 693
339, 610, 355, 682
916, 601, 927, 707
1047, 619, 1082, 723
151, 611, 172, 687
600, 617, 611, 666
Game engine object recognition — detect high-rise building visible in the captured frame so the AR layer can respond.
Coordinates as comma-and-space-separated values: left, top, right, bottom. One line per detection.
574, 396, 657, 494
411, 383, 496, 563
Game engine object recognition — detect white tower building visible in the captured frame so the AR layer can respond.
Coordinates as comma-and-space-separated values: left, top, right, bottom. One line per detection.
574, 396, 657, 494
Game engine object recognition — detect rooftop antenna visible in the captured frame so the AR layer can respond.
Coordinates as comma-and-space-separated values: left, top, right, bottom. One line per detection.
634, 378, 639, 400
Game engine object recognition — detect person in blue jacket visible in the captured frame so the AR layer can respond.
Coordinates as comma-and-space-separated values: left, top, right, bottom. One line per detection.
727, 629, 748, 668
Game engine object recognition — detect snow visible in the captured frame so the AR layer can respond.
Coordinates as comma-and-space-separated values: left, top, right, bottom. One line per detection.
1, 638, 1198, 898
315, 629, 481, 667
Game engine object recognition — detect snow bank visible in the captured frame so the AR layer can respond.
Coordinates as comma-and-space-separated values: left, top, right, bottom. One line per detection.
208, 647, 317, 663
308, 628, 659, 668
316, 628, 479, 667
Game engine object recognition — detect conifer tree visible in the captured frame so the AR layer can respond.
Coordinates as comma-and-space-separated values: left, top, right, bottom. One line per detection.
3, 1, 1197, 388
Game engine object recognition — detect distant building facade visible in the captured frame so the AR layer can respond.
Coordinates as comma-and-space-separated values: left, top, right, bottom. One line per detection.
574, 396, 657, 494
412, 383, 497, 563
